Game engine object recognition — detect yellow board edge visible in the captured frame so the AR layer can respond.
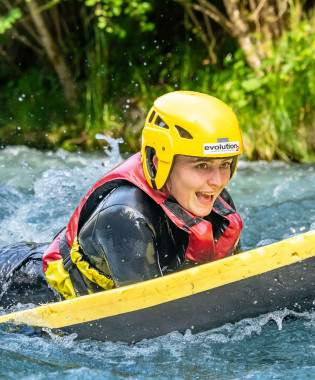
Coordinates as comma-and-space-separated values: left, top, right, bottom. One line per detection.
0, 230, 314, 329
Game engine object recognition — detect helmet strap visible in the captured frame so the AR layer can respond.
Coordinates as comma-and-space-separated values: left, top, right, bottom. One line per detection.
145, 146, 158, 190
230, 156, 238, 178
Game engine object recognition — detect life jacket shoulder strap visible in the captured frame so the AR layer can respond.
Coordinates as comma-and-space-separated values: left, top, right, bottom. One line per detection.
213, 194, 236, 216
162, 199, 203, 231
59, 230, 89, 297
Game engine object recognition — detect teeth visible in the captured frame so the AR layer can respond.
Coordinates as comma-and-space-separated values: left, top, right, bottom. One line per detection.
200, 192, 213, 196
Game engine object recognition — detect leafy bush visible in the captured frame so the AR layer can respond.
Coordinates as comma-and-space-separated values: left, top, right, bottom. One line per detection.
0, 1, 313, 161
208, 17, 315, 162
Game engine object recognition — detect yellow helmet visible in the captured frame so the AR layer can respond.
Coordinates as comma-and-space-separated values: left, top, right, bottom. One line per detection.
141, 91, 243, 190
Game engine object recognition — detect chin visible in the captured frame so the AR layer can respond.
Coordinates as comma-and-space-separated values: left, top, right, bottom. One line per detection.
185, 203, 213, 217
198, 211, 211, 217
193, 208, 212, 217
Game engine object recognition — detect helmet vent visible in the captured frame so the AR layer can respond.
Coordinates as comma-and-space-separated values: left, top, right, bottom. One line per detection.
154, 115, 169, 129
175, 125, 193, 140
148, 110, 156, 124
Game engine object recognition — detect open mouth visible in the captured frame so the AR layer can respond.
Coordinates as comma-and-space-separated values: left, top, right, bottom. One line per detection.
196, 191, 214, 205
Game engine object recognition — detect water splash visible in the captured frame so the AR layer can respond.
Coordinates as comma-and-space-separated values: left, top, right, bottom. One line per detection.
95, 133, 124, 170
1, 308, 314, 379
0, 147, 314, 378
0, 144, 124, 246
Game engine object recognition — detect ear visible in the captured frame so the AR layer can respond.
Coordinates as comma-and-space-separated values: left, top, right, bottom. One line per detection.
153, 155, 158, 170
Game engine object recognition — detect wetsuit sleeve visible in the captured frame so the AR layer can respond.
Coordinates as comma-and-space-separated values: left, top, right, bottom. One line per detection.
78, 186, 163, 288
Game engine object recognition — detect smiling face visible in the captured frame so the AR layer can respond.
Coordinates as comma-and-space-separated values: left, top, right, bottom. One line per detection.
164, 155, 233, 217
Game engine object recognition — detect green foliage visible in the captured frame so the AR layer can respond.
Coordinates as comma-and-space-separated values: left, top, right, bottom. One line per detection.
0, 8, 21, 34
0, 69, 73, 149
84, 0, 154, 37
209, 17, 315, 162
0, 0, 314, 161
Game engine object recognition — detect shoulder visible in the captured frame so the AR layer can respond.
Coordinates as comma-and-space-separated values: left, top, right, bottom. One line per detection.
78, 184, 166, 235
101, 184, 164, 219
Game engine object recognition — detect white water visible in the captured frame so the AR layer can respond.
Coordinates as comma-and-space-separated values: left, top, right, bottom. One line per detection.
0, 145, 314, 379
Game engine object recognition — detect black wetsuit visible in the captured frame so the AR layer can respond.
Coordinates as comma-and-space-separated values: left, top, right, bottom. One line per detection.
0, 185, 240, 308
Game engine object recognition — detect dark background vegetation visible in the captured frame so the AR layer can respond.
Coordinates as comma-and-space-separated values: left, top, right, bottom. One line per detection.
0, 0, 314, 161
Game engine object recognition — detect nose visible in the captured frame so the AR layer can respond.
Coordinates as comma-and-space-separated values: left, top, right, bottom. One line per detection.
206, 167, 223, 188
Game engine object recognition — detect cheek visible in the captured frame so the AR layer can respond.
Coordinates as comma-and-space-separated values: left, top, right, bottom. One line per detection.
168, 171, 196, 199
222, 172, 231, 187
180, 173, 199, 192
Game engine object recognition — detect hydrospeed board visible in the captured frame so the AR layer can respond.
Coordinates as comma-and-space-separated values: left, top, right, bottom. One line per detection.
0, 230, 314, 343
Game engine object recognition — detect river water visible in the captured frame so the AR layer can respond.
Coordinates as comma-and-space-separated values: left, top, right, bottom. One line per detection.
0, 143, 314, 379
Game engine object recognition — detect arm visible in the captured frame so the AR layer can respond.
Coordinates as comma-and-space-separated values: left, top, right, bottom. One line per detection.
78, 186, 163, 287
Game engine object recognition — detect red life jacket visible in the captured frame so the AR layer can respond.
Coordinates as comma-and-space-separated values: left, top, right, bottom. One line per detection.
43, 152, 242, 275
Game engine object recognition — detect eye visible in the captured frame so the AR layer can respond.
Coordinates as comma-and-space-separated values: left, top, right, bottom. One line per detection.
196, 162, 208, 170
221, 161, 232, 169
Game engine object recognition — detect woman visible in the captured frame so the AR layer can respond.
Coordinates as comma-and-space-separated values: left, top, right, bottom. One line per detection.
0, 91, 243, 308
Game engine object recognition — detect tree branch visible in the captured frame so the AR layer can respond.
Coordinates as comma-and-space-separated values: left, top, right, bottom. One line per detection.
197, 0, 217, 63
252, 0, 267, 21
26, 0, 77, 104
183, 3, 210, 46
10, 28, 43, 54
175, 0, 235, 34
